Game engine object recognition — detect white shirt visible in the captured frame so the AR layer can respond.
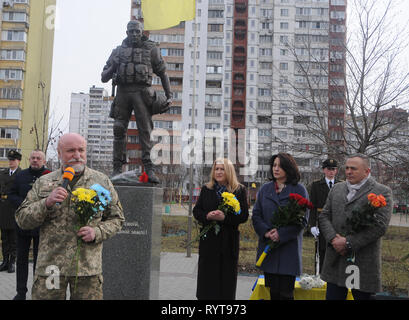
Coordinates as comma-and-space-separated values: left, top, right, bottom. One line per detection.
325, 178, 334, 189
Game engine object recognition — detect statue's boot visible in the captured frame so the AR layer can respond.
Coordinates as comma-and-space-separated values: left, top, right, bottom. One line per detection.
143, 160, 159, 184
113, 138, 127, 176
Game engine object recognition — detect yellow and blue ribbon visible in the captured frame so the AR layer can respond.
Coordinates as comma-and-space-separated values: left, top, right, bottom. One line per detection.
256, 244, 270, 267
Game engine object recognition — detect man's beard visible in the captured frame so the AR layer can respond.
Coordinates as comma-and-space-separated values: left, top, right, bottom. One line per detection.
66, 159, 86, 174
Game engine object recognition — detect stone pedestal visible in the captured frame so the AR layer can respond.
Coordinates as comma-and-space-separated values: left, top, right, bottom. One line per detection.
102, 184, 162, 299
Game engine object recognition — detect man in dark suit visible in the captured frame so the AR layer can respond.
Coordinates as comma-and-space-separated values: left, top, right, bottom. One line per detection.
8, 150, 50, 300
308, 158, 341, 274
0, 150, 22, 273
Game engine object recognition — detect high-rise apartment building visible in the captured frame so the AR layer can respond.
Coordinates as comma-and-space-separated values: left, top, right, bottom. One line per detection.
130, 0, 346, 186
0, 0, 55, 168
70, 86, 114, 175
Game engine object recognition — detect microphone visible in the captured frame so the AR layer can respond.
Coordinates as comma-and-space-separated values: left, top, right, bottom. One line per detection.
56, 167, 75, 206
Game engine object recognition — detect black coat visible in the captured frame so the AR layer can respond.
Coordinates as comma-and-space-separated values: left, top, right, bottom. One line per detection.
307, 177, 342, 270
193, 184, 249, 300
0, 167, 21, 229
7, 166, 51, 236
308, 177, 342, 229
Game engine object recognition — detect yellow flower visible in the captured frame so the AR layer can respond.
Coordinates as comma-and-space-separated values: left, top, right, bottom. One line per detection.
223, 193, 240, 213
222, 192, 235, 199
72, 188, 97, 204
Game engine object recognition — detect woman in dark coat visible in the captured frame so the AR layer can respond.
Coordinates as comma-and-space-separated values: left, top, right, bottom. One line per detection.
193, 158, 249, 300
252, 153, 309, 300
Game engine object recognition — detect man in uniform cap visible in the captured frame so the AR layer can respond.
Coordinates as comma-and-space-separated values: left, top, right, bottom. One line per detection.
0, 150, 22, 273
307, 158, 341, 274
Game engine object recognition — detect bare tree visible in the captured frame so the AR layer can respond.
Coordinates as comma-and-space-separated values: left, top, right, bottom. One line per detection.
343, 0, 409, 160
279, 0, 409, 167
30, 81, 64, 156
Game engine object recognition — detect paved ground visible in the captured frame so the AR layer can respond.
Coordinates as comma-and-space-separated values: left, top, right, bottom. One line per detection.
0, 252, 257, 300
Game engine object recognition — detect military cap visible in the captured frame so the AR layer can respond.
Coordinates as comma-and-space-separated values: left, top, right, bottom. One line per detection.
7, 150, 22, 161
322, 158, 338, 169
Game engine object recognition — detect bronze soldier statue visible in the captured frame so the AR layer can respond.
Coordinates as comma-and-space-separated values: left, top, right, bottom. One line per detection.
101, 20, 172, 183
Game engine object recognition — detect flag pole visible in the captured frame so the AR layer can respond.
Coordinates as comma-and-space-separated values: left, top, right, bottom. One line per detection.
187, 2, 197, 258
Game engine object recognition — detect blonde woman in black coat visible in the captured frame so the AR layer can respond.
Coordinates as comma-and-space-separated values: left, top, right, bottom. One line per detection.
193, 158, 249, 300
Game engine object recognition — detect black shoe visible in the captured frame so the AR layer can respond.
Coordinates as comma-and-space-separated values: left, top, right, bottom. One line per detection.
146, 170, 159, 184
0, 260, 8, 272
7, 263, 15, 273
13, 293, 26, 300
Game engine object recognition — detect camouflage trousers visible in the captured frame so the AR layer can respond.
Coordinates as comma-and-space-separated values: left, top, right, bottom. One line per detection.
31, 274, 103, 300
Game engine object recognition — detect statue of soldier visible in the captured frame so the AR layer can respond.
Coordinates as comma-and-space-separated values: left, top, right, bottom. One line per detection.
101, 20, 172, 183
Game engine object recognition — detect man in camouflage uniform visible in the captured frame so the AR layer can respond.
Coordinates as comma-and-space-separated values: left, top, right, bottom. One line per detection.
15, 133, 125, 300
101, 20, 173, 182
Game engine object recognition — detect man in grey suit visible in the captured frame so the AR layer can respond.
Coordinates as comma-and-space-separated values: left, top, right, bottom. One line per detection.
319, 153, 393, 300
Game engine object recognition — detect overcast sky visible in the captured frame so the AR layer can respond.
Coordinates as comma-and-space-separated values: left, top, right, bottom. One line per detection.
50, 0, 131, 133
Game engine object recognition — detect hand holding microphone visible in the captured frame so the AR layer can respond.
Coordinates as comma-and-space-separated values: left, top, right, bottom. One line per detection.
45, 167, 75, 208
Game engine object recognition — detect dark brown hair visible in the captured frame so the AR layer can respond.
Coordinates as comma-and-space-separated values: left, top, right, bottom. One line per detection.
269, 153, 301, 185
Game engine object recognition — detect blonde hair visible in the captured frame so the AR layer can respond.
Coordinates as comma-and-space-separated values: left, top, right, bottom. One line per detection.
206, 158, 241, 193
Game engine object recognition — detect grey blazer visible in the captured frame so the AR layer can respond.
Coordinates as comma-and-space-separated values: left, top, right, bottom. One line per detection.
319, 177, 393, 293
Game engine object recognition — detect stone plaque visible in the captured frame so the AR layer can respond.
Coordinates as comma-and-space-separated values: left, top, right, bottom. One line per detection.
102, 185, 162, 299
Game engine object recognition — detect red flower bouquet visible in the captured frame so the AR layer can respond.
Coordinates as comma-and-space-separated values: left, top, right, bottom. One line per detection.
256, 193, 312, 267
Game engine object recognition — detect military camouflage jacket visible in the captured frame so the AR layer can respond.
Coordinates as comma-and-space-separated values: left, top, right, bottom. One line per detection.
15, 167, 125, 277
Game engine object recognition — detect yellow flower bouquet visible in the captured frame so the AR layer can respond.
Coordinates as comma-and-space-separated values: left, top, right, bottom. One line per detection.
70, 184, 111, 291
187, 192, 241, 247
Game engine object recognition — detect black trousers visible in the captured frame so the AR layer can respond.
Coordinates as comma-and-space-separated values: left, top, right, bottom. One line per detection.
264, 273, 296, 300
326, 282, 373, 300
16, 233, 39, 295
0, 228, 16, 262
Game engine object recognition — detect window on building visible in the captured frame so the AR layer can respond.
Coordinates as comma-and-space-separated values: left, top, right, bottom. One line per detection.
278, 117, 288, 126
2, 11, 28, 22
0, 69, 24, 81
280, 8, 289, 16
208, 10, 224, 18
258, 129, 271, 137
208, 24, 224, 32
205, 108, 221, 117
279, 35, 289, 44
205, 123, 221, 130
259, 48, 273, 56
207, 51, 223, 60
1, 30, 27, 42
0, 127, 20, 139
206, 66, 222, 74
279, 62, 289, 70
258, 88, 272, 97
0, 88, 23, 100
0, 108, 21, 120
0, 49, 25, 61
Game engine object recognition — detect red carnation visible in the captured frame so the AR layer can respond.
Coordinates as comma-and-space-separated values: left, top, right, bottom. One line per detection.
289, 193, 303, 201
139, 171, 149, 183
290, 193, 313, 210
